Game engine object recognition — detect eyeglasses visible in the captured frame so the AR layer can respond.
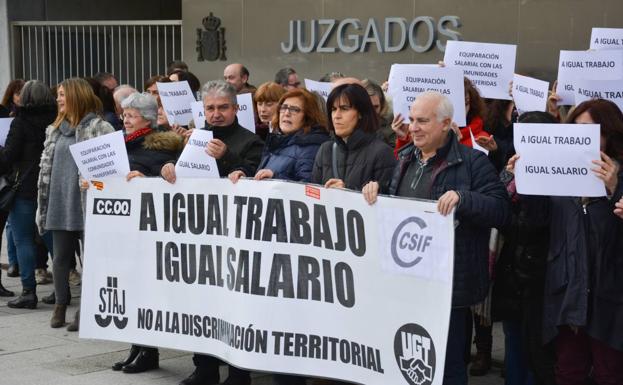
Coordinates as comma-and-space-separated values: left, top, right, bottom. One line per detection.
122, 113, 143, 120
279, 104, 302, 114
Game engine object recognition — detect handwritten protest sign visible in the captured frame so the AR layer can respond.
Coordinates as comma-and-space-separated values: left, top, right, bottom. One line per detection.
304, 79, 333, 101
444, 41, 516, 100
191, 101, 205, 129
512, 74, 549, 115
157, 81, 196, 126
69, 130, 130, 179
174, 129, 219, 178
556, 50, 623, 105
236, 93, 255, 133
574, 79, 623, 113
0, 118, 14, 146
514, 123, 606, 197
590, 28, 623, 50
388, 64, 466, 126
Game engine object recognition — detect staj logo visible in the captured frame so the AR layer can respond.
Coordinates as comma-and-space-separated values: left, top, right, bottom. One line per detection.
394, 323, 436, 385
93, 198, 131, 216
95, 276, 128, 329
391, 216, 433, 268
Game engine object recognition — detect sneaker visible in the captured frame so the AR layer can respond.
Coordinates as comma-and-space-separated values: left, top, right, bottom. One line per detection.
35, 269, 52, 285
68, 269, 81, 286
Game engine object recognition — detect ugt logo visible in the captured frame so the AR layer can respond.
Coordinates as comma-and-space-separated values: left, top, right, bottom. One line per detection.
394, 323, 436, 385
391, 216, 433, 268
196, 12, 227, 61
95, 276, 128, 329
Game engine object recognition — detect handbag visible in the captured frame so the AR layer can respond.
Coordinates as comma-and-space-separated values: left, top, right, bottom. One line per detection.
0, 164, 35, 212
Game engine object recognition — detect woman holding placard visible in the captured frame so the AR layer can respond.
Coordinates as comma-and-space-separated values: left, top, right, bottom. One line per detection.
36, 78, 115, 330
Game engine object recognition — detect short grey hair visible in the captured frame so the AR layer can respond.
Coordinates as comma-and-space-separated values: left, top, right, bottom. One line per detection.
414, 91, 454, 123
19, 80, 55, 108
201, 80, 237, 105
274, 67, 296, 86
113, 85, 138, 104
121, 92, 158, 128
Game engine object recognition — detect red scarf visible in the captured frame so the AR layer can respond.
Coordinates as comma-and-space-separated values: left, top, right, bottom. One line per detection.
125, 127, 152, 143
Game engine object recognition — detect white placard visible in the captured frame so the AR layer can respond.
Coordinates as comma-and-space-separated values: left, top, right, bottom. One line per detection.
590, 28, 623, 50
191, 101, 205, 129
512, 74, 549, 115
388, 64, 466, 126
514, 123, 606, 197
0, 118, 14, 146
304, 79, 333, 101
157, 80, 196, 126
174, 129, 219, 178
470, 129, 489, 155
556, 50, 623, 105
574, 79, 623, 113
80, 178, 454, 385
69, 130, 130, 179
444, 41, 517, 100
236, 93, 255, 133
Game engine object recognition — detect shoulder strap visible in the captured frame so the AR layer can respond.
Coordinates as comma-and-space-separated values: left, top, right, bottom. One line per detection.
331, 142, 340, 179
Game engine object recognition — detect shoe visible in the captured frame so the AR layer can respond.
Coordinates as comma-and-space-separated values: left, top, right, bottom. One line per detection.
68, 269, 81, 286
35, 268, 52, 285
112, 345, 141, 371
42, 291, 71, 305
0, 282, 14, 297
219, 367, 251, 385
7, 264, 19, 277
122, 348, 159, 373
67, 309, 80, 332
179, 368, 220, 385
469, 352, 492, 376
7, 288, 37, 309
50, 304, 67, 328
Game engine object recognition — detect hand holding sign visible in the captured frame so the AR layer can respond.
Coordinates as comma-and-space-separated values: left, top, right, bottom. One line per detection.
206, 138, 227, 159
591, 151, 620, 194
614, 197, 623, 219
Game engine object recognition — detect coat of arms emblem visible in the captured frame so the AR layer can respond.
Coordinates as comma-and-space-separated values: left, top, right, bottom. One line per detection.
196, 12, 227, 61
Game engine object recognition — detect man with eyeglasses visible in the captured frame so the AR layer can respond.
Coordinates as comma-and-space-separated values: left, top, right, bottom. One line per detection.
274, 67, 301, 90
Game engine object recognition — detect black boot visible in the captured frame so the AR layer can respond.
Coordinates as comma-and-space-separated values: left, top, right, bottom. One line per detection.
7, 264, 19, 277
0, 272, 14, 297
7, 288, 37, 309
112, 344, 141, 371
220, 366, 250, 385
41, 290, 71, 305
179, 367, 220, 385
122, 347, 159, 373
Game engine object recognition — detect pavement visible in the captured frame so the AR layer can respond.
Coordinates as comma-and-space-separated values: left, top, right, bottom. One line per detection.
0, 241, 506, 385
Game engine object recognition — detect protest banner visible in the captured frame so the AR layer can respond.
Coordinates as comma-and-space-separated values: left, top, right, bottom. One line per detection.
236, 93, 255, 133
80, 178, 455, 385
304, 79, 333, 101
443, 41, 516, 100
512, 74, 549, 115
388, 64, 466, 126
556, 50, 623, 105
174, 129, 219, 178
157, 80, 196, 126
0, 117, 13, 146
590, 28, 623, 50
513, 123, 606, 197
191, 101, 205, 129
69, 130, 130, 179
574, 79, 623, 113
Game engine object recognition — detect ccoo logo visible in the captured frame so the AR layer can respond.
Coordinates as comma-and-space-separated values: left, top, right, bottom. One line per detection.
95, 276, 128, 329
93, 198, 131, 216
391, 217, 433, 268
394, 323, 436, 385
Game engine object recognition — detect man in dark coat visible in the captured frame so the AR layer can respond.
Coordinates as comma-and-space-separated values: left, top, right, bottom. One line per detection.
160, 80, 263, 385
363, 91, 510, 385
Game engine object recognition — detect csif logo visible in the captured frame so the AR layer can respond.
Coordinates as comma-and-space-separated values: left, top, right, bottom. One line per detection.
95, 276, 128, 329
391, 216, 433, 268
93, 198, 131, 216
394, 323, 436, 385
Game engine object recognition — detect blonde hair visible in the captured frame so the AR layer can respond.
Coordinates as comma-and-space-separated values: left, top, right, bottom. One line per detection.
53, 78, 102, 128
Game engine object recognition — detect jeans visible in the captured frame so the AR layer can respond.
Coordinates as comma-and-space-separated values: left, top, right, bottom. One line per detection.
8, 198, 38, 289
444, 308, 469, 385
6, 219, 17, 267
503, 320, 534, 385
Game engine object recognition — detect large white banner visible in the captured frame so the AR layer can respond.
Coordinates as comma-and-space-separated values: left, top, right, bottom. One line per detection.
80, 178, 455, 385
514, 123, 606, 197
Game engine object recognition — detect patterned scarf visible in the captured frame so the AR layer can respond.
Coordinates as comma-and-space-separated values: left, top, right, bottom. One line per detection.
125, 127, 152, 143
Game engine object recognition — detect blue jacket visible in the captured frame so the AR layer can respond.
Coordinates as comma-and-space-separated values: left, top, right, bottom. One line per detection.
388, 132, 511, 307
258, 126, 329, 182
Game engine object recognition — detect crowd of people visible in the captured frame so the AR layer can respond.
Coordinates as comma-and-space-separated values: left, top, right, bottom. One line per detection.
0, 57, 621, 385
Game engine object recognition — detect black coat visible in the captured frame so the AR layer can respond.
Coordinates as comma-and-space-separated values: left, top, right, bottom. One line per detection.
127, 130, 184, 177
388, 132, 511, 307
203, 119, 264, 177
0, 105, 57, 200
543, 176, 623, 351
311, 128, 396, 191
